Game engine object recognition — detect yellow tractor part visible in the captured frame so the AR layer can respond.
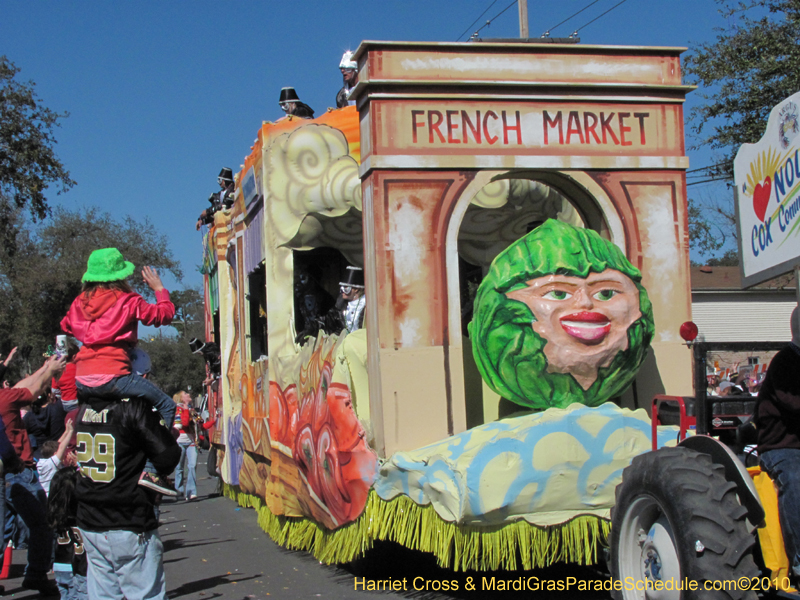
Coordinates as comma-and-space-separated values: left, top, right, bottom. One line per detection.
749, 466, 796, 592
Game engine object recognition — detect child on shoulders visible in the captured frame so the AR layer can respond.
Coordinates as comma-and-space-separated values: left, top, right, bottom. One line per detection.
60, 248, 178, 496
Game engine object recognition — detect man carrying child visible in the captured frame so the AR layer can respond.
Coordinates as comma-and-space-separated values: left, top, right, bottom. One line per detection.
74, 391, 180, 598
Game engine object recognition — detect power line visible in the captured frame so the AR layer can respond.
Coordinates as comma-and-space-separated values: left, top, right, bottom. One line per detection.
572, 0, 630, 35
456, 0, 499, 42
687, 170, 727, 178
541, 0, 602, 37
471, 0, 519, 39
687, 171, 731, 179
687, 178, 732, 187
686, 161, 730, 174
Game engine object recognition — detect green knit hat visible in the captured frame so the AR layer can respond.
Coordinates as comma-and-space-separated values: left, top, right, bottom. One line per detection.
82, 248, 135, 283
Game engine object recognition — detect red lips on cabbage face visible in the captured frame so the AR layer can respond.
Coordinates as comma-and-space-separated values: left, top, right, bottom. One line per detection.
505, 269, 642, 390
559, 311, 611, 343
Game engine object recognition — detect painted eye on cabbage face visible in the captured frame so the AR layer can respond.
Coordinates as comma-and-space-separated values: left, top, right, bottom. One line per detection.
542, 289, 572, 300
592, 289, 619, 301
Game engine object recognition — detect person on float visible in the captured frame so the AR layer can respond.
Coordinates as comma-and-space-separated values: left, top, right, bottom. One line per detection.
755, 307, 800, 580
337, 266, 366, 333
60, 248, 178, 496
336, 51, 358, 108
278, 87, 314, 119
196, 168, 235, 230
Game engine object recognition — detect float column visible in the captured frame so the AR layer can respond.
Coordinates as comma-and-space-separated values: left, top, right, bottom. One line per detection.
362, 171, 471, 456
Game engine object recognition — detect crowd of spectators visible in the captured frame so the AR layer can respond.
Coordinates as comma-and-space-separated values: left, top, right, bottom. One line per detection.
0, 340, 212, 598
0, 248, 215, 598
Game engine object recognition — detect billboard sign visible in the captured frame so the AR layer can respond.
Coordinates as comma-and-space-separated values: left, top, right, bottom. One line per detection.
734, 91, 800, 287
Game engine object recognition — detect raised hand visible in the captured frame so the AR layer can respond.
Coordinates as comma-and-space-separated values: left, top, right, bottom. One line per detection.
2, 346, 17, 366
142, 266, 165, 292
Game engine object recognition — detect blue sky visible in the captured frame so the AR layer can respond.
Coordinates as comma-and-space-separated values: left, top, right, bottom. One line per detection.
2, 1, 733, 291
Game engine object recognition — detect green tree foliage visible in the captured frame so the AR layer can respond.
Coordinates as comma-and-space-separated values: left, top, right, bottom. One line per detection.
683, 1, 799, 262
139, 336, 204, 398
0, 56, 74, 247
688, 197, 725, 256
0, 207, 182, 366
687, 191, 740, 261
170, 288, 205, 341
690, 249, 740, 267
684, 0, 800, 180
705, 249, 740, 266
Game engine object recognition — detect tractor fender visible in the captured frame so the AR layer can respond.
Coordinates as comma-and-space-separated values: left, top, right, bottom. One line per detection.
679, 435, 765, 525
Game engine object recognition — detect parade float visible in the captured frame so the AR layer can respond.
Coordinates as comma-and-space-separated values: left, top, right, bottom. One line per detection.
198, 40, 695, 571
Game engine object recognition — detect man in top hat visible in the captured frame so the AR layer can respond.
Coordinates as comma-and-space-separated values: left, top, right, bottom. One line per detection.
188, 338, 205, 356
196, 168, 236, 230
336, 51, 358, 109
337, 266, 365, 333
190, 339, 221, 380
278, 87, 314, 119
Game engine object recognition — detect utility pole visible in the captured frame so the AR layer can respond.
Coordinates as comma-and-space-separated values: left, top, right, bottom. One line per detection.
518, 0, 529, 38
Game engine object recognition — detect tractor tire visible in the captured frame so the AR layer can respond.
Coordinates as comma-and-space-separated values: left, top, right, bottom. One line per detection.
610, 446, 758, 600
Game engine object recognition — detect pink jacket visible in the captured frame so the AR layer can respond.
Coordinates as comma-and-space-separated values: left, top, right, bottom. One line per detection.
61, 288, 175, 377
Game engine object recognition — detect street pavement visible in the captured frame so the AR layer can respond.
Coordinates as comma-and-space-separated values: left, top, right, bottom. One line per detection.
0, 453, 614, 599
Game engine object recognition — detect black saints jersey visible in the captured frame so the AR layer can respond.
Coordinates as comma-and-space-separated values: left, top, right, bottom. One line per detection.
75, 397, 180, 532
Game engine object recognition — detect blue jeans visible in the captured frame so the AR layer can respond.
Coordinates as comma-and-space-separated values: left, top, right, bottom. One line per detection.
174, 443, 197, 499
3, 480, 30, 549
5, 467, 52, 577
761, 448, 800, 577
79, 528, 166, 600
55, 571, 88, 600
77, 374, 175, 428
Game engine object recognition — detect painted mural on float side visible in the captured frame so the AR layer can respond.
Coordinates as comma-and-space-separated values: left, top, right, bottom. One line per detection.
204, 91, 672, 547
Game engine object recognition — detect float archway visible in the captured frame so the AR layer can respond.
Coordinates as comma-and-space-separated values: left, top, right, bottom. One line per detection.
447, 170, 626, 427
352, 41, 695, 456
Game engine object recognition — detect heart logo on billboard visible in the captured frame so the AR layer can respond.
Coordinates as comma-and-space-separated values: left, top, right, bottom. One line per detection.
753, 177, 771, 222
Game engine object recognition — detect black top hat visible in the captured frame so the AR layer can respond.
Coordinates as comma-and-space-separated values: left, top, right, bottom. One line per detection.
189, 338, 206, 354
339, 266, 364, 289
218, 167, 233, 182
279, 87, 300, 104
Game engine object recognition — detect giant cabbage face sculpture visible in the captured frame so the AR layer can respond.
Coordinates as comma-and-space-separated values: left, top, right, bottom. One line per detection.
468, 219, 654, 410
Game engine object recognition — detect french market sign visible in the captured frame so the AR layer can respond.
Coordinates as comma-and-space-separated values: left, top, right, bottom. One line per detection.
734, 91, 800, 287
371, 101, 684, 157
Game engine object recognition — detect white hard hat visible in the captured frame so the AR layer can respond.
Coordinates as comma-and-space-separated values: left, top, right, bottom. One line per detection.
339, 51, 357, 70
